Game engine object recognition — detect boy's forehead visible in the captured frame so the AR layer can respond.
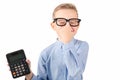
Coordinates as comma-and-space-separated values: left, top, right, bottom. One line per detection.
54, 9, 78, 18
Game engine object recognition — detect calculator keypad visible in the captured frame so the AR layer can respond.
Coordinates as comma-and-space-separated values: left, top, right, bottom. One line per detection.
10, 59, 30, 78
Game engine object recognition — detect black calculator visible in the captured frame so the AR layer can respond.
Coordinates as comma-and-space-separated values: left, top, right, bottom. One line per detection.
6, 49, 30, 78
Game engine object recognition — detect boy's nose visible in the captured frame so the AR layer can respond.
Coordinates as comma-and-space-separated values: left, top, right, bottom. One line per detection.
65, 22, 71, 27
65, 22, 75, 32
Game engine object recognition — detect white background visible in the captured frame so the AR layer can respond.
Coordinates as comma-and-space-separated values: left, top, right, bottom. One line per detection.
0, 0, 120, 80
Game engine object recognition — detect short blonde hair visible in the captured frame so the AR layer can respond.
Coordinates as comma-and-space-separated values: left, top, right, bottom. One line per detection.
52, 3, 78, 18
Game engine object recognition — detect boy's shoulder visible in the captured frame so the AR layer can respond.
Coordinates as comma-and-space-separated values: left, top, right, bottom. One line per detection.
43, 42, 57, 51
74, 39, 89, 51
40, 41, 57, 56
74, 38, 89, 46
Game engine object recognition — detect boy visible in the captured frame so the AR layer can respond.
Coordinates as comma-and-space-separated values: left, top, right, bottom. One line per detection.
25, 3, 89, 80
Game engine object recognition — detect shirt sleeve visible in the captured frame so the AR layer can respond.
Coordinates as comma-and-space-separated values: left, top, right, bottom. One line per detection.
63, 41, 89, 79
31, 50, 48, 80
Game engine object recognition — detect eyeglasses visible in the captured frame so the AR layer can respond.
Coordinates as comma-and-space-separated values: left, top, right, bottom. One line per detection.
53, 18, 81, 27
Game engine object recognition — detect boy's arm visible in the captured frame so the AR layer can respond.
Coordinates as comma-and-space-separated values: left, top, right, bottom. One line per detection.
25, 51, 48, 80
25, 72, 33, 80
31, 51, 48, 80
64, 41, 89, 79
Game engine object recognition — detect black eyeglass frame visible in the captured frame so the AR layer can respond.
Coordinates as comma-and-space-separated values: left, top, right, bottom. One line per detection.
53, 18, 81, 27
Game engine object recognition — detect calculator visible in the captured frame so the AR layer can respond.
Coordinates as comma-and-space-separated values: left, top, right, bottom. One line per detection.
6, 49, 30, 78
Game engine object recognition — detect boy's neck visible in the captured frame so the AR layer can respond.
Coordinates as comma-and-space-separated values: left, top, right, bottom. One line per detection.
57, 37, 74, 44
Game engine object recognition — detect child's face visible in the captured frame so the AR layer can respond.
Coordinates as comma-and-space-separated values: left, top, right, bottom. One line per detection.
51, 9, 80, 43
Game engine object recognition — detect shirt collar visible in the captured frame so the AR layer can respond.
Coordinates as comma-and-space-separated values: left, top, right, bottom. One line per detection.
56, 38, 75, 50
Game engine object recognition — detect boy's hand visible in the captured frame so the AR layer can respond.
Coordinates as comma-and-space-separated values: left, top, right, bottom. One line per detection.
25, 59, 33, 80
58, 26, 76, 43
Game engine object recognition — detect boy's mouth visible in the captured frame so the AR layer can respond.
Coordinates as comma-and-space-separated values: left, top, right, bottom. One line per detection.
71, 28, 75, 32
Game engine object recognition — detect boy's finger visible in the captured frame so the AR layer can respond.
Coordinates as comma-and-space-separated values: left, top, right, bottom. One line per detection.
26, 59, 31, 64
26, 59, 31, 68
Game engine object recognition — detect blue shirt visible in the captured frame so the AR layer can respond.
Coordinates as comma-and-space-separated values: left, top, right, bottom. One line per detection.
32, 38, 89, 80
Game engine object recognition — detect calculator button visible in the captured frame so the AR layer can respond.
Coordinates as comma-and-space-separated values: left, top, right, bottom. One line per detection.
21, 64, 24, 67
10, 64, 14, 67
23, 69, 25, 72
16, 71, 19, 74
14, 66, 17, 69
11, 67, 14, 70
17, 73, 19, 76
14, 64, 17, 66
13, 75, 16, 78
20, 72, 23, 75
12, 72, 16, 75
15, 68, 18, 71
19, 70, 22, 73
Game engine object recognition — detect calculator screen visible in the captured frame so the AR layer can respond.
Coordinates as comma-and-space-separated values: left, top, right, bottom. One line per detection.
7, 50, 25, 63
9, 53, 24, 63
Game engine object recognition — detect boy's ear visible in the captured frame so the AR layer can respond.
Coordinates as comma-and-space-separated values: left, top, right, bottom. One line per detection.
51, 22, 56, 30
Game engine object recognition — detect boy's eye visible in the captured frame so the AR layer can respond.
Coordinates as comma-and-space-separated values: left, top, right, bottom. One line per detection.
70, 20, 78, 25
57, 20, 66, 25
